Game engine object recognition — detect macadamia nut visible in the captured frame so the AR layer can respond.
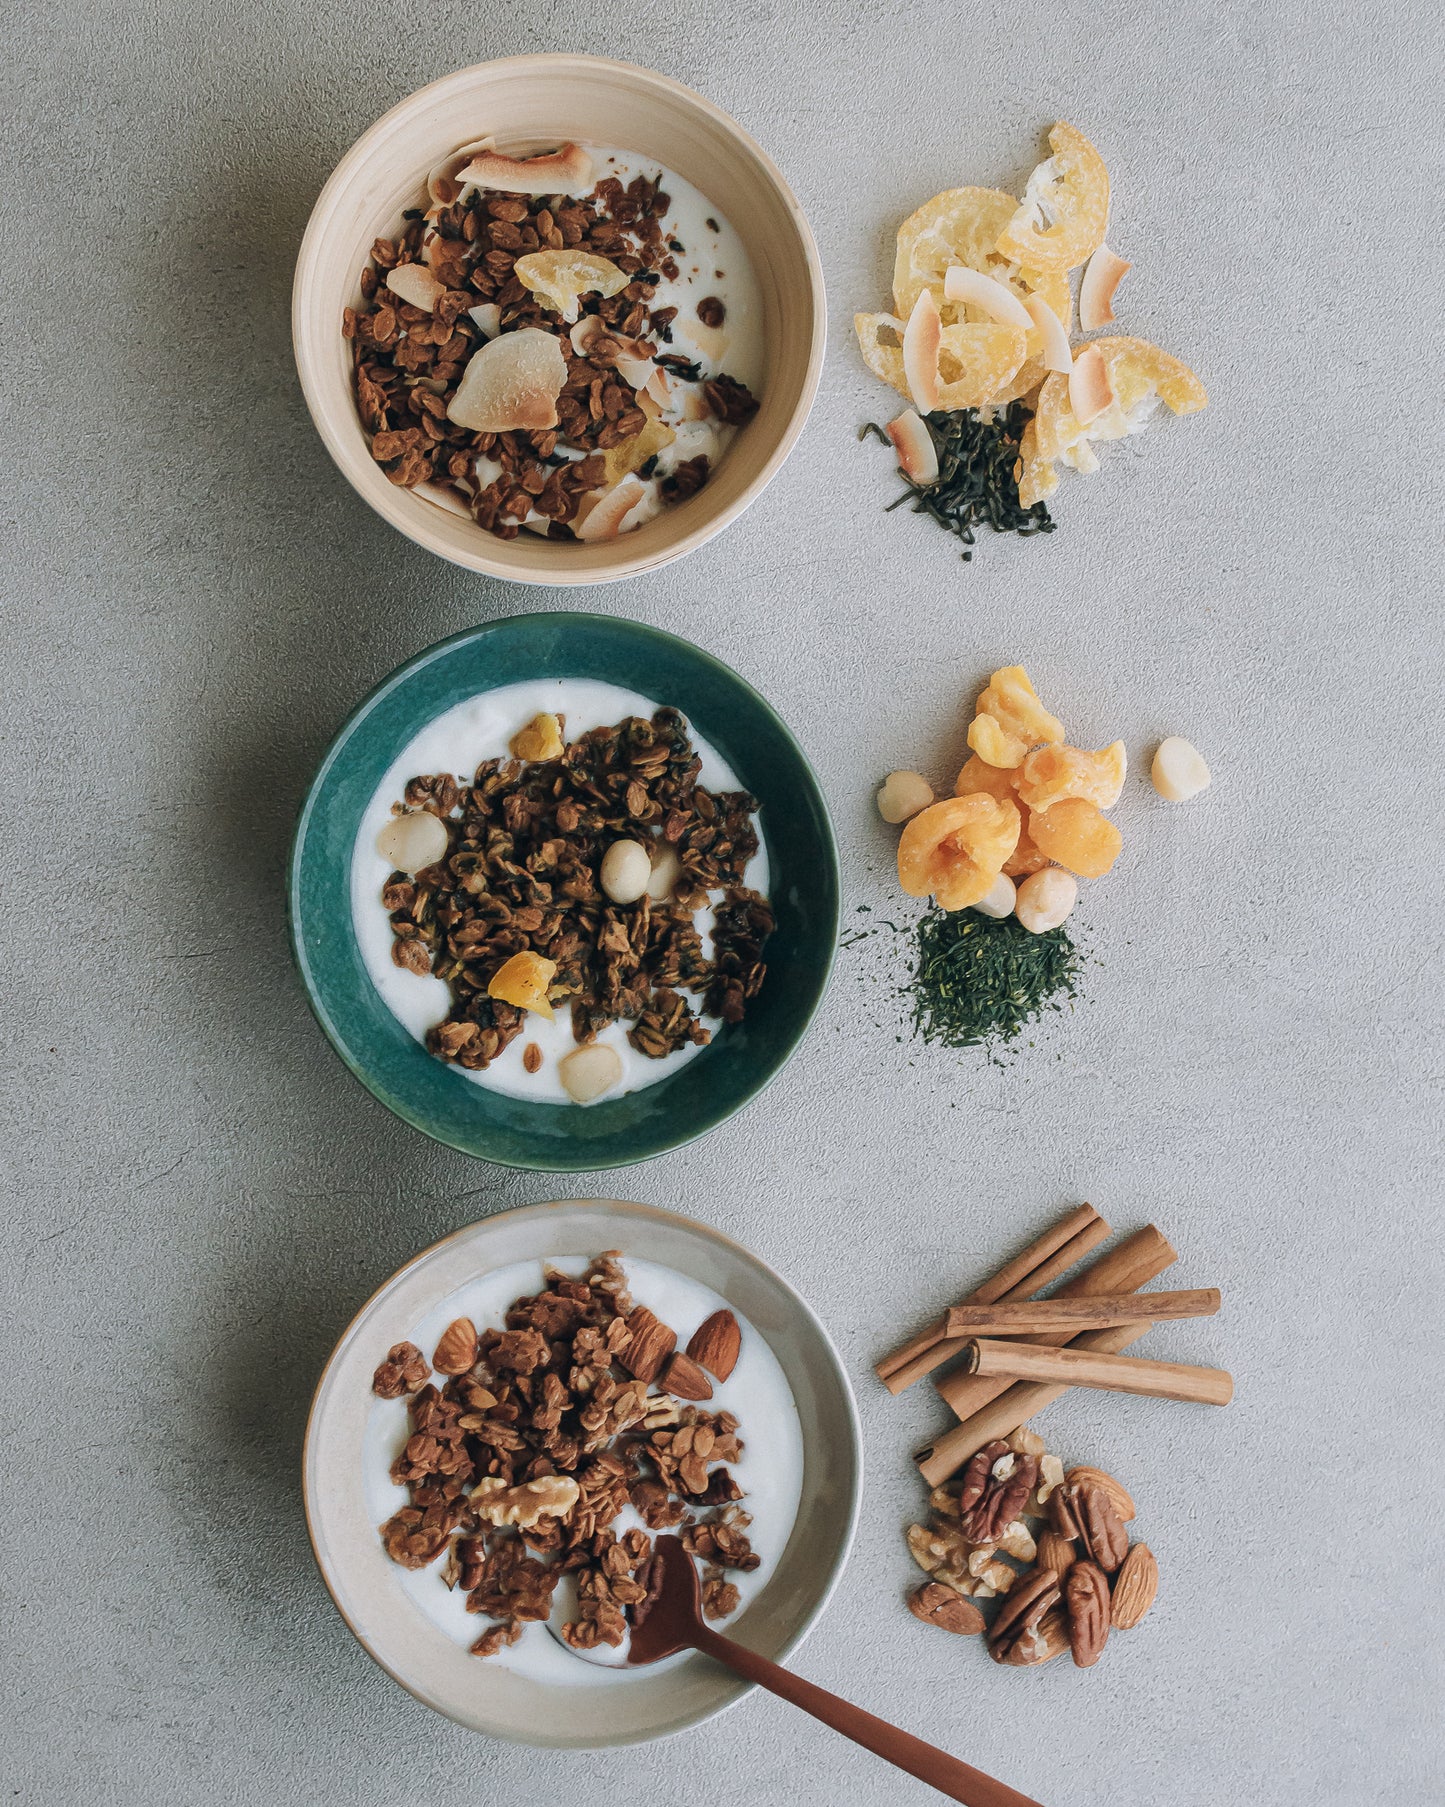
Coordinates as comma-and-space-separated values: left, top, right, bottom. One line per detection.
1015, 867, 1078, 934
558, 1043, 624, 1104
601, 838, 651, 904
647, 842, 682, 900
1151, 737, 1211, 802
877, 770, 935, 824
973, 872, 1017, 919
376, 810, 449, 875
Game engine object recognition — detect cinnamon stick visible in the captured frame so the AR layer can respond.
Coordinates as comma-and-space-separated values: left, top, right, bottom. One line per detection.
934, 1224, 1177, 1422
961, 1338, 1234, 1405
945, 1288, 1219, 1337
875, 1205, 1108, 1395
916, 1325, 1150, 1487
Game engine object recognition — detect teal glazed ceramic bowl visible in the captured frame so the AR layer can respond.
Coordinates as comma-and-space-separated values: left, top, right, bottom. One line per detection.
288, 614, 839, 1168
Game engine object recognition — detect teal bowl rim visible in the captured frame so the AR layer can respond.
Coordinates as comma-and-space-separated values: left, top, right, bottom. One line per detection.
286, 612, 840, 1169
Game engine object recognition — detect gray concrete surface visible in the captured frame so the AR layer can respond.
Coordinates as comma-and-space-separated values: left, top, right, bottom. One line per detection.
3, 1, 1442, 1801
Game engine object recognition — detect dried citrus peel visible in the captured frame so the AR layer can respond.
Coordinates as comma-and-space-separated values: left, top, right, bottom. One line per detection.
1033, 335, 1207, 480
995, 122, 1111, 273
515, 250, 628, 323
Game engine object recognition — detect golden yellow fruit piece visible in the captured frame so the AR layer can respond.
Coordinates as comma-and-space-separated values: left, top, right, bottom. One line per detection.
954, 752, 1019, 804
1003, 811, 1051, 878
995, 122, 1111, 274
967, 666, 1066, 769
898, 794, 1021, 911
602, 416, 675, 488
854, 313, 1027, 411
1016, 741, 1128, 814
510, 713, 565, 762
1029, 798, 1123, 878
1015, 415, 1058, 510
892, 188, 1071, 325
1032, 336, 1208, 490
513, 250, 629, 321
487, 950, 558, 1019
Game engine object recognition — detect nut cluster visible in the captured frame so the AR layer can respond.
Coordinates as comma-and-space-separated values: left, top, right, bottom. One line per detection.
372, 1255, 755, 1657
906, 1430, 1158, 1670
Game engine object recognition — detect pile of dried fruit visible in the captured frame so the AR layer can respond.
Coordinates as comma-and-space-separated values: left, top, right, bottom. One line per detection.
377, 706, 772, 1103
345, 140, 758, 542
855, 121, 1207, 556
372, 1254, 759, 1657
907, 1430, 1158, 1670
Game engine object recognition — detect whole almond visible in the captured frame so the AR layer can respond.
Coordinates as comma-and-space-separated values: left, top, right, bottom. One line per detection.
1064, 1465, 1135, 1522
909, 1581, 985, 1636
1110, 1542, 1159, 1629
660, 1350, 713, 1401
432, 1316, 478, 1375
686, 1309, 741, 1381
1035, 1530, 1077, 1576
619, 1306, 676, 1383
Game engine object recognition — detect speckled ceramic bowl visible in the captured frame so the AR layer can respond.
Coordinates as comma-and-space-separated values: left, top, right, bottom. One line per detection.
292, 54, 825, 583
304, 1198, 862, 1747
287, 613, 838, 1168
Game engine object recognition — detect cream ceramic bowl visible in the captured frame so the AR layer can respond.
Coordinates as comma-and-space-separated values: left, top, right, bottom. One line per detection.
304, 1198, 861, 1746
293, 55, 826, 584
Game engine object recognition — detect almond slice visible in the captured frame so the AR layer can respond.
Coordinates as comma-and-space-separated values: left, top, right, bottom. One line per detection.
446, 327, 567, 433
1079, 244, 1131, 332
451, 141, 594, 198
1068, 343, 1114, 426
942, 266, 1034, 329
573, 474, 647, 542
1024, 294, 1073, 374
885, 408, 939, 485
385, 263, 445, 314
902, 289, 942, 413
467, 302, 502, 338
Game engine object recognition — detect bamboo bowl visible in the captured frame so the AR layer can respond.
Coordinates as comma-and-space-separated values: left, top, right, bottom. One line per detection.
292, 55, 826, 585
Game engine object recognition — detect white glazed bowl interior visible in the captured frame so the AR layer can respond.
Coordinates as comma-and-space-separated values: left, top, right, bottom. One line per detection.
303, 1199, 861, 1746
292, 55, 825, 584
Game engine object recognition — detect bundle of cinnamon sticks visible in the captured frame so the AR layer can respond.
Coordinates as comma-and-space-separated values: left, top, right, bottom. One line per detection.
874, 1204, 1230, 1488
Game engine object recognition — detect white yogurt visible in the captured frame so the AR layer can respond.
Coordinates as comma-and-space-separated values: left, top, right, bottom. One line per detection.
351, 679, 769, 1102
362, 1256, 804, 1688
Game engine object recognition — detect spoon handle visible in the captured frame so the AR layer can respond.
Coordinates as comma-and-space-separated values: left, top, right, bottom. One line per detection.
693, 1625, 1046, 1807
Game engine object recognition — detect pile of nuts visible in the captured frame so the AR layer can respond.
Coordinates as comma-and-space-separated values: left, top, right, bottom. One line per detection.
372, 1254, 760, 1657
907, 1428, 1158, 1669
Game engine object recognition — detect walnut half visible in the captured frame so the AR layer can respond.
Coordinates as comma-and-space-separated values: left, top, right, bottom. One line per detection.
470, 1474, 580, 1530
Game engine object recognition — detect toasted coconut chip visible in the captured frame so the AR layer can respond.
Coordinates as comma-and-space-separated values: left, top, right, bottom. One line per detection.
451, 141, 593, 199
1024, 294, 1072, 374
680, 388, 709, 422
468, 302, 502, 338
385, 263, 445, 314
426, 137, 496, 209
902, 290, 942, 413
615, 355, 654, 389
569, 315, 604, 357
643, 367, 672, 410
1079, 244, 1131, 331
446, 327, 567, 433
412, 480, 473, 519
602, 416, 675, 488
574, 475, 647, 542
885, 408, 939, 485
516, 250, 628, 323
1069, 344, 1114, 425
942, 266, 1034, 329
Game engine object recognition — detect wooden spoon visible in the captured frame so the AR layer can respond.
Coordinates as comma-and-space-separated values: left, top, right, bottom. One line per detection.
628, 1536, 1046, 1807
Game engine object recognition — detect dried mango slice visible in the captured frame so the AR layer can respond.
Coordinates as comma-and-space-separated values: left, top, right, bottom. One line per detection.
954, 752, 1020, 804
488, 950, 557, 1019
1033, 335, 1207, 474
1029, 799, 1123, 878
898, 794, 1021, 911
510, 713, 564, 762
515, 250, 629, 323
1016, 742, 1127, 813
967, 666, 1066, 769
995, 123, 1110, 274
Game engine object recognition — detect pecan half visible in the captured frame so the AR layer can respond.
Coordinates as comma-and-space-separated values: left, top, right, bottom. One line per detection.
1110, 1543, 1159, 1629
1051, 1482, 1128, 1573
909, 1581, 985, 1636
1064, 1465, 1135, 1522
1064, 1560, 1111, 1667
958, 1445, 1039, 1544
987, 1566, 1062, 1665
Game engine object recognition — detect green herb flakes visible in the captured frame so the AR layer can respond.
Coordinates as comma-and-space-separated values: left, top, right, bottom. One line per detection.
908, 905, 1083, 1050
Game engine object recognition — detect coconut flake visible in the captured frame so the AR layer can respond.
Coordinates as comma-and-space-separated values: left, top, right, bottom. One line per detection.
574, 475, 647, 542
1079, 244, 1131, 331
902, 289, 942, 414
452, 142, 593, 199
1024, 294, 1073, 373
941, 266, 1034, 329
884, 408, 939, 485
1068, 344, 1115, 426
446, 328, 568, 433
643, 367, 672, 410
569, 316, 604, 357
385, 263, 445, 314
615, 355, 654, 390
426, 136, 495, 209
467, 303, 502, 339
412, 480, 473, 520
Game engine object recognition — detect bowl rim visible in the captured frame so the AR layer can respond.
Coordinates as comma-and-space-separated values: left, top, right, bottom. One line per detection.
302, 1195, 864, 1746
286, 611, 841, 1168
291, 52, 828, 585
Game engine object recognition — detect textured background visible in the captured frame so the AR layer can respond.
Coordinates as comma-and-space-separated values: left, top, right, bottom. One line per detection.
3, 0, 1442, 1801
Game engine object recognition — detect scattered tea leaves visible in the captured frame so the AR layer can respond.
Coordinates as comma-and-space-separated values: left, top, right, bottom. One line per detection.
909, 905, 1084, 1049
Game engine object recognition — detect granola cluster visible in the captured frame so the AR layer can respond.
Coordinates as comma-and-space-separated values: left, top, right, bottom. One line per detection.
344, 165, 759, 539
382, 708, 773, 1071
372, 1256, 760, 1657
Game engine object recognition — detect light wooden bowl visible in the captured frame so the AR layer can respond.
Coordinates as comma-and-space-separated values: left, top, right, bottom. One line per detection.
293, 55, 826, 585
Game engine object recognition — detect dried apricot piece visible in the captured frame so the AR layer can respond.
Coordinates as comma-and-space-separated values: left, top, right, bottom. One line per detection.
954, 753, 1019, 805
1016, 742, 1127, 813
898, 794, 1021, 911
995, 123, 1110, 273
514, 250, 629, 322
488, 950, 558, 1019
1029, 799, 1123, 878
1003, 811, 1050, 878
510, 713, 564, 761
967, 667, 1066, 770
